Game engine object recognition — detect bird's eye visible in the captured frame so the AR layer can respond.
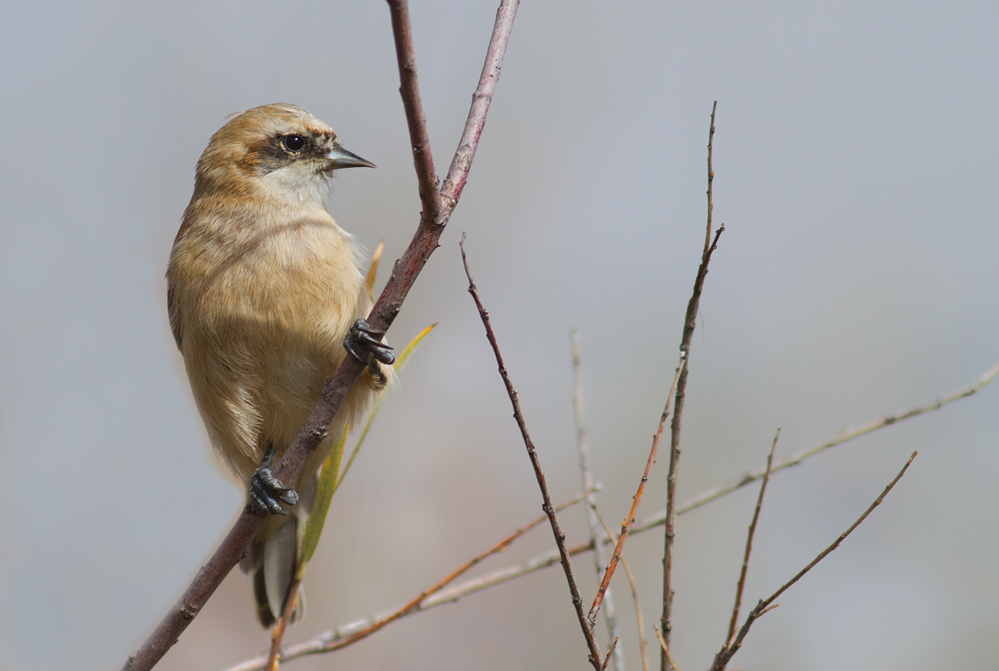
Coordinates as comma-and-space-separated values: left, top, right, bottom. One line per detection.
282, 134, 306, 152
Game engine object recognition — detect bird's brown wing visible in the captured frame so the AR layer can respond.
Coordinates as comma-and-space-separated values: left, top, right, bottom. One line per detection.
166, 278, 183, 349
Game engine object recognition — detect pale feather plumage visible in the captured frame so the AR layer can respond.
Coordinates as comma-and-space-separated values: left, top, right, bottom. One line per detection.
167, 103, 386, 627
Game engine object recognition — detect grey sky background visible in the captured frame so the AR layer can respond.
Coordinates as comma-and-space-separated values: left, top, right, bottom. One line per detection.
1, 1, 997, 670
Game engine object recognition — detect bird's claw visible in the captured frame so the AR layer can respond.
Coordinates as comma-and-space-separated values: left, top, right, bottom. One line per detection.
344, 318, 395, 367
247, 445, 299, 516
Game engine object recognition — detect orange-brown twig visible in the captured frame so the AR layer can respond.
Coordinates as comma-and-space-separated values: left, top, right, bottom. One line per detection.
224, 489, 595, 671
591, 504, 650, 671
589, 358, 685, 624
601, 637, 621, 671
265, 575, 302, 671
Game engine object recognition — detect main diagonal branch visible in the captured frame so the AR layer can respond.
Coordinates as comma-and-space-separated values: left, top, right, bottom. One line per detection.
121, 3, 520, 670
461, 239, 605, 670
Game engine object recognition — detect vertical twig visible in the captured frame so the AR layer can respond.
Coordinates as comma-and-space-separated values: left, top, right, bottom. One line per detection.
572, 331, 625, 671
461, 238, 604, 670
710, 451, 918, 671
725, 429, 780, 644
661, 101, 722, 671
704, 102, 716, 253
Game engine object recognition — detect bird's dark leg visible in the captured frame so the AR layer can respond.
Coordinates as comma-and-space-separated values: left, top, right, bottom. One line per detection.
344, 318, 395, 370
247, 445, 299, 516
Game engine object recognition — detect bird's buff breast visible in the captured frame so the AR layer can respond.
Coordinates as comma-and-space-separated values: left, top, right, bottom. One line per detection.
173, 210, 368, 478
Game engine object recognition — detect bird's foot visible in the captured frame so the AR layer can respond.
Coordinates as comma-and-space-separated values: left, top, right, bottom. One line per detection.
344, 318, 395, 369
247, 445, 299, 516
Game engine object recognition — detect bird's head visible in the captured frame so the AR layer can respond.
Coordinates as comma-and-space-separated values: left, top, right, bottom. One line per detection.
192, 103, 374, 206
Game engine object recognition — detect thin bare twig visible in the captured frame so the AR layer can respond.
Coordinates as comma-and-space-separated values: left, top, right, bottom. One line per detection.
392, 357, 989, 601
225, 365, 994, 671
704, 102, 716, 255
602, 638, 621, 671
676, 362, 999, 516
653, 625, 680, 671
662, 100, 723, 671
265, 575, 302, 671
590, 358, 685, 624
592, 505, 650, 671
710, 451, 919, 671
121, 3, 519, 669
661, 102, 721, 670
726, 429, 780, 644
461, 238, 603, 669
572, 330, 625, 671
222, 489, 593, 671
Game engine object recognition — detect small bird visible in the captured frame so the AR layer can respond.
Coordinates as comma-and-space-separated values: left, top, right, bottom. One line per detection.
167, 103, 393, 627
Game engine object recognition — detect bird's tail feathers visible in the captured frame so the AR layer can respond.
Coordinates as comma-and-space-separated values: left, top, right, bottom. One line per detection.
242, 474, 317, 628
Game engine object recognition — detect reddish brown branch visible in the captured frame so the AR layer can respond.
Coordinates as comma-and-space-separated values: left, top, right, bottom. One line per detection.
121, 3, 519, 669
710, 451, 918, 671
460, 238, 604, 670
661, 102, 722, 671
589, 358, 685, 624
725, 428, 780, 644
387, 0, 441, 228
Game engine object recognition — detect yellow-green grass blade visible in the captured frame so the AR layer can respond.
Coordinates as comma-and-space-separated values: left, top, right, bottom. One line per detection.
299, 423, 350, 569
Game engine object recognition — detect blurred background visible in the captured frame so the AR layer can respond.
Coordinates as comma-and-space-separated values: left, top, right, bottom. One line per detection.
1, 1, 997, 670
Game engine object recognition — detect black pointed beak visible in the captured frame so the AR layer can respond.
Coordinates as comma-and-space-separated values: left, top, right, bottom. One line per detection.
326, 145, 376, 170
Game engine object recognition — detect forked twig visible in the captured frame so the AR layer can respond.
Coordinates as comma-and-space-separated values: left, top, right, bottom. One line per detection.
591, 504, 650, 671
726, 428, 780, 643
710, 451, 919, 671
461, 237, 604, 669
